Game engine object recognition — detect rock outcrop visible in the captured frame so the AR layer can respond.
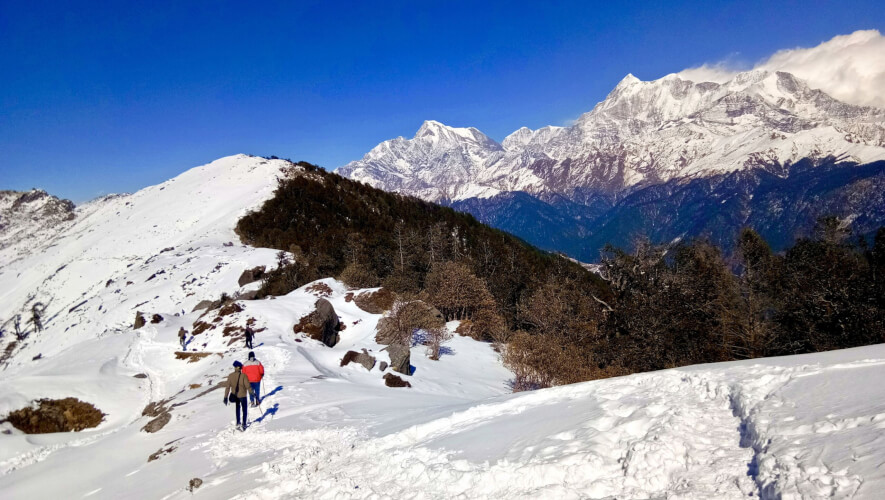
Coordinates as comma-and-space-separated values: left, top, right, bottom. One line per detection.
293, 298, 341, 347
237, 266, 266, 287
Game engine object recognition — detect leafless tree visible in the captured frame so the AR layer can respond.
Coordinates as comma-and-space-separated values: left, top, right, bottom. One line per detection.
425, 326, 453, 360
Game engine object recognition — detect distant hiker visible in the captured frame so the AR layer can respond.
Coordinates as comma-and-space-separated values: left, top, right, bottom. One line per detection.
178, 327, 187, 350
224, 361, 256, 431
244, 326, 254, 349
243, 351, 265, 407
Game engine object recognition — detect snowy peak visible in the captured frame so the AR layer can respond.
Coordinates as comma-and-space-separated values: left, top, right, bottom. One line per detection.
337, 120, 505, 201
414, 119, 502, 151
339, 69, 885, 202
502, 126, 534, 151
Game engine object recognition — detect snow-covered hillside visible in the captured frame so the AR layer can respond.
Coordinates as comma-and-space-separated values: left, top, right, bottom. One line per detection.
3, 154, 885, 499
337, 70, 885, 203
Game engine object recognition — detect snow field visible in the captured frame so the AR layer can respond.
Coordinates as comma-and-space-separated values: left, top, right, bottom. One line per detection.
3, 155, 885, 499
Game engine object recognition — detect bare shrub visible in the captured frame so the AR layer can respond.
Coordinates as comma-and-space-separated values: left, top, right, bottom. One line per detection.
338, 262, 379, 289
425, 261, 495, 321
426, 326, 453, 360
376, 297, 444, 346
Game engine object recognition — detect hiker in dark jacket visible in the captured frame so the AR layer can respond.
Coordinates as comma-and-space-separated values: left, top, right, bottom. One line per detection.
178, 327, 187, 350
242, 351, 265, 407
224, 361, 256, 431
244, 326, 254, 349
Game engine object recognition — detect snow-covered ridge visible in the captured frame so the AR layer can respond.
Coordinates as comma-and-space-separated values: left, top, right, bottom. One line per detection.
337, 70, 885, 202
0, 154, 290, 354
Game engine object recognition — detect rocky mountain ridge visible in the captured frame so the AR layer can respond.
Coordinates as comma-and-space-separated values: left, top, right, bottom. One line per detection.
337, 70, 885, 204
0, 189, 77, 263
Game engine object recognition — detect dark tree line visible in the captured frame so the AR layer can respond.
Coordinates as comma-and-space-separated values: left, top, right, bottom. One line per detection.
236, 160, 885, 391
235, 161, 609, 342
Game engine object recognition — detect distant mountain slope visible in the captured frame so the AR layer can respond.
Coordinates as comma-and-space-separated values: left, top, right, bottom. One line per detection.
339, 70, 885, 259
450, 158, 885, 260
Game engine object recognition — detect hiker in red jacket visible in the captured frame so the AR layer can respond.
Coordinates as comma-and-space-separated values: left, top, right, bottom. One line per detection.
242, 351, 265, 407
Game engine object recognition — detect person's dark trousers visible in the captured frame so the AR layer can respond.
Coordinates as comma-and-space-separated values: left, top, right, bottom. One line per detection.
245, 337, 253, 349
250, 382, 261, 405
235, 397, 248, 428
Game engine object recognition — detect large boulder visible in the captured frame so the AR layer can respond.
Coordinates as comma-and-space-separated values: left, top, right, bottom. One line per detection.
141, 412, 171, 433
383, 373, 411, 388
293, 298, 341, 347
237, 266, 266, 287
191, 300, 216, 313
134, 312, 146, 330
340, 349, 376, 371
386, 344, 411, 375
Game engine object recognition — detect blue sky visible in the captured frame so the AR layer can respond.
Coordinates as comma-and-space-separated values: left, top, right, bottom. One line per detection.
2, 1, 884, 202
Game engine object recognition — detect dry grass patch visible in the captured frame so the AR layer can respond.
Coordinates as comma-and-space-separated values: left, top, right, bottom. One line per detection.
4, 398, 105, 433
354, 288, 395, 314
174, 352, 217, 363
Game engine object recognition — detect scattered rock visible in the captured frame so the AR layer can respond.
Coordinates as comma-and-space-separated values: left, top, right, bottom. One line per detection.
238, 289, 259, 301
237, 266, 266, 287
340, 349, 376, 371
218, 302, 243, 317
306, 282, 334, 297
188, 478, 203, 492
142, 399, 172, 417
133, 373, 148, 379
150, 313, 164, 324
134, 312, 146, 329
379, 361, 388, 371
387, 344, 411, 375
174, 352, 214, 363
148, 445, 176, 462
32, 353, 42, 361
383, 373, 411, 388
146, 270, 166, 281
191, 300, 216, 312
141, 412, 171, 433
4, 398, 105, 433
292, 298, 341, 347
192, 321, 214, 335
222, 325, 244, 337
354, 288, 396, 314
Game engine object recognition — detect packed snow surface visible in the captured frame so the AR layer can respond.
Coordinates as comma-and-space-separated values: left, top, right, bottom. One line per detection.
2, 154, 885, 499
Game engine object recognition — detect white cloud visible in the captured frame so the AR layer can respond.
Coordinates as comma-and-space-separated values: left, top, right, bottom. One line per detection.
676, 30, 885, 108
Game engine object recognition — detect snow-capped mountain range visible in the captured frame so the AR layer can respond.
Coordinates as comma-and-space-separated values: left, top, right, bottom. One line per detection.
338, 70, 885, 204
